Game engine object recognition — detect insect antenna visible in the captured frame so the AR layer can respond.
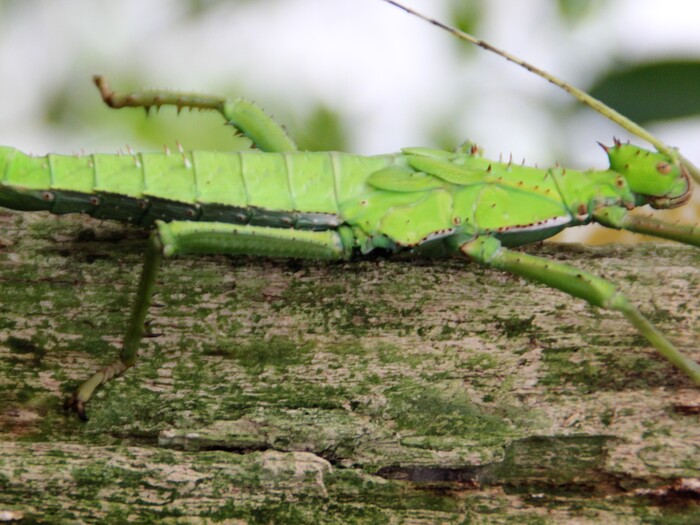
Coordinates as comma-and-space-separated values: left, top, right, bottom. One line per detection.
380, 0, 700, 184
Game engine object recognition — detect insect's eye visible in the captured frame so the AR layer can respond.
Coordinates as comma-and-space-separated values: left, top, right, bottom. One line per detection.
656, 162, 672, 175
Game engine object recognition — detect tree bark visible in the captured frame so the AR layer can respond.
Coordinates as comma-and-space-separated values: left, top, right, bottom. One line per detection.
1, 210, 699, 523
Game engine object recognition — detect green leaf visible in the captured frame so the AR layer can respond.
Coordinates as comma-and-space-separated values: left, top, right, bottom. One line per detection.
588, 60, 700, 123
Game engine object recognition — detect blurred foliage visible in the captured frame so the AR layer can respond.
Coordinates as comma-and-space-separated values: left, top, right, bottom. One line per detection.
448, 0, 483, 42
556, 0, 609, 23
184, 0, 256, 19
589, 60, 700, 123
428, 113, 465, 154
293, 105, 348, 152
447, 0, 610, 47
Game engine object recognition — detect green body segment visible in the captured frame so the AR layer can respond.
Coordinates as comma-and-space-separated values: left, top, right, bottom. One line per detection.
0, 146, 392, 231
0, 145, 638, 253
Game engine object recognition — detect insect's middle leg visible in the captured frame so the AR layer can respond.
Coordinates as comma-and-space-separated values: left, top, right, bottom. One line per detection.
93, 76, 298, 152
460, 236, 700, 385
66, 220, 353, 420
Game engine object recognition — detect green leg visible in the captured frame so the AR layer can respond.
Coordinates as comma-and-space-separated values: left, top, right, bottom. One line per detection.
93, 75, 298, 152
593, 206, 700, 247
66, 220, 352, 420
460, 236, 700, 385
65, 231, 163, 420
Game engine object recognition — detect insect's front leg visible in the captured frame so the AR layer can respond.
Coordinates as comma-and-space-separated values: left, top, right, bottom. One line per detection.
593, 206, 700, 247
460, 236, 700, 385
93, 76, 298, 153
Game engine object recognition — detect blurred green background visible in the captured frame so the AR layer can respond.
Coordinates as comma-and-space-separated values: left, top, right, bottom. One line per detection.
0, 0, 698, 243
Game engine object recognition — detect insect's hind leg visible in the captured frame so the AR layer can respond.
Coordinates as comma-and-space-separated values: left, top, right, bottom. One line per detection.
460, 236, 700, 385
93, 75, 298, 152
65, 219, 352, 420
65, 229, 164, 420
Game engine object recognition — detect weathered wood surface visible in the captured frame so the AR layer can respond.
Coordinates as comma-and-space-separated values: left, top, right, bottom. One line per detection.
1, 210, 699, 523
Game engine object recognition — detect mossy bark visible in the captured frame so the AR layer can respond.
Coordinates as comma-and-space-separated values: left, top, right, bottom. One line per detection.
1, 210, 699, 523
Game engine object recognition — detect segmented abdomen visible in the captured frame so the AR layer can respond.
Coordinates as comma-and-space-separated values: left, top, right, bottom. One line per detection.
0, 146, 393, 230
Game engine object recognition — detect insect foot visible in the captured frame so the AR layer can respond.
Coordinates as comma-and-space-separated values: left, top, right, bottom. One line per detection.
64, 361, 131, 421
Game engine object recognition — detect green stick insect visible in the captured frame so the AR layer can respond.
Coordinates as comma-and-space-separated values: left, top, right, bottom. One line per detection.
2, 6, 700, 421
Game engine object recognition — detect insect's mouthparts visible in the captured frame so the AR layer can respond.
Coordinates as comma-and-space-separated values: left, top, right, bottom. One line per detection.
648, 166, 692, 209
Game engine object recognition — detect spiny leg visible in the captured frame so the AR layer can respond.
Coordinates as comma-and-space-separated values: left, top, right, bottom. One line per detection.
593, 206, 700, 247
460, 236, 700, 385
65, 220, 352, 420
93, 75, 297, 152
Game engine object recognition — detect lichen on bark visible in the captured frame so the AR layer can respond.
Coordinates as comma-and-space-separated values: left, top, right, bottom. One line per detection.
1, 210, 699, 523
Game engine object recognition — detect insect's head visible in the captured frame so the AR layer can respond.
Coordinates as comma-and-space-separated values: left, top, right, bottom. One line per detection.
601, 140, 691, 209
